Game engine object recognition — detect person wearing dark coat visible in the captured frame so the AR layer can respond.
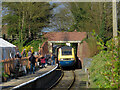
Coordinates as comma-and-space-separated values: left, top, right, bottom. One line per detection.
14, 52, 21, 79
38, 56, 42, 67
29, 52, 36, 74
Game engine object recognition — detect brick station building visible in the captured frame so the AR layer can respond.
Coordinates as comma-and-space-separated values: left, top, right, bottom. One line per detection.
41, 32, 90, 65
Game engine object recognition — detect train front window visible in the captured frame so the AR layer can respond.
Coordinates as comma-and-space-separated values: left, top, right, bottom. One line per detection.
62, 49, 72, 55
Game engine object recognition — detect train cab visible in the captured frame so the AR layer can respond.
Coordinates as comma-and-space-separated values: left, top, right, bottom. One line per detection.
58, 46, 76, 67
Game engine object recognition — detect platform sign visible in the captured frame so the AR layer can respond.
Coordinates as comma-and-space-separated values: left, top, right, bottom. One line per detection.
66, 43, 70, 46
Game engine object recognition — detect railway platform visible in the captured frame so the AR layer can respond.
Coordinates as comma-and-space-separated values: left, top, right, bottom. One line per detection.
0, 65, 57, 90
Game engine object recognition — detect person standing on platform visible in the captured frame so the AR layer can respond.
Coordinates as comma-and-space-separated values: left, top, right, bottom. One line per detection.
40, 56, 46, 68
28, 50, 31, 57
29, 52, 36, 74
37, 56, 41, 67
45, 54, 48, 65
21, 49, 26, 57
14, 52, 21, 79
31, 47, 34, 53
15, 52, 21, 66
51, 53, 55, 66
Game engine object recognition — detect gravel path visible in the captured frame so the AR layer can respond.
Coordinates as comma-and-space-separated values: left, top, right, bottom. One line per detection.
71, 69, 87, 89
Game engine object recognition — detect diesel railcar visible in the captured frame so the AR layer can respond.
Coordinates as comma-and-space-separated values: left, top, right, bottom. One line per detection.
58, 46, 76, 67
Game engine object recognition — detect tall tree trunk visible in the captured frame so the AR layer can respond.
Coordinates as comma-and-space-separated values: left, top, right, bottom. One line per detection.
29, 25, 31, 38
18, 12, 21, 42
21, 9, 24, 43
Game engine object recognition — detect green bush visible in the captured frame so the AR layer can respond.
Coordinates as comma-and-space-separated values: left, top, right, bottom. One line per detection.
89, 31, 119, 88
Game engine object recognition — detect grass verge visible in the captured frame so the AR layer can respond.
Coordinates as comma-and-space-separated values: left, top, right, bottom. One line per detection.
88, 51, 111, 88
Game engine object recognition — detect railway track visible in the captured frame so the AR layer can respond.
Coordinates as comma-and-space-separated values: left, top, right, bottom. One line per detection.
49, 70, 75, 90
10, 64, 87, 89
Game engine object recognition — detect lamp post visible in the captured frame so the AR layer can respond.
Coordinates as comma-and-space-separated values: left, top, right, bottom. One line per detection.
112, 0, 118, 46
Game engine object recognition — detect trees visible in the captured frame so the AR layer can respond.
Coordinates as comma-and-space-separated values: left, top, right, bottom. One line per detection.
66, 2, 91, 32
63, 2, 113, 44
48, 3, 75, 32
2, 2, 56, 51
2, 2, 53, 42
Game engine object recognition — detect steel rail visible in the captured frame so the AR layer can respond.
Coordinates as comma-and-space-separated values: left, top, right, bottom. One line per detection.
47, 65, 64, 90
68, 70, 75, 90
49, 70, 75, 90
47, 69, 64, 90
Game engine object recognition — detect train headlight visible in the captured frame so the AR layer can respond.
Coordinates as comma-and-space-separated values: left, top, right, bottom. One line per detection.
60, 58, 63, 60
71, 58, 74, 60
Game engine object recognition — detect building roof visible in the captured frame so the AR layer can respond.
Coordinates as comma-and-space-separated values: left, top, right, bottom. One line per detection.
0, 38, 16, 47
43, 32, 87, 42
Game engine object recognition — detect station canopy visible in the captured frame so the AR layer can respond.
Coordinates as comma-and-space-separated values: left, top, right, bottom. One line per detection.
0, 38, 16, 60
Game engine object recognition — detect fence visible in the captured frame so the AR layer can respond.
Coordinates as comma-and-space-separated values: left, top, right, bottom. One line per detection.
0, 56, 39, 75
0, 41, 49, 75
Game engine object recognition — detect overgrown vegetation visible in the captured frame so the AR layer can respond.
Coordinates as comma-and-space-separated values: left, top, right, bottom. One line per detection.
89, 31, 120, 88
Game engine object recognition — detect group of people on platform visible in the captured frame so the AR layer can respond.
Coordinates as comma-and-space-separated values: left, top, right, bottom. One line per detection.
13, 46, 56, 78
29, 52, 56, 74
